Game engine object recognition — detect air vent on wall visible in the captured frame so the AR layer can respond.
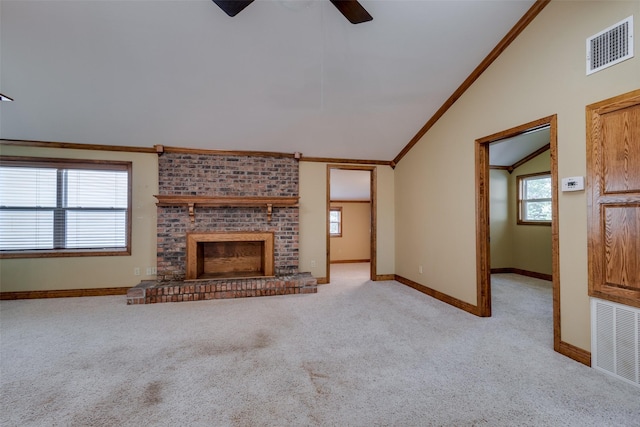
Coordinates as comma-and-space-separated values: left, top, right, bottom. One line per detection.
591, 298, 640, 388
587, 16, 634, 75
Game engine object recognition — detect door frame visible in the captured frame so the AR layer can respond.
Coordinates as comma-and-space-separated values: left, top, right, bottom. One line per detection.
326, 165, 377, 283
475, 115, 561, 351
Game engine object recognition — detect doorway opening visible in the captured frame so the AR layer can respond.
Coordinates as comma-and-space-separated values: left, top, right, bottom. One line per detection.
326, 165, 376, 283
475, 115, 561, 351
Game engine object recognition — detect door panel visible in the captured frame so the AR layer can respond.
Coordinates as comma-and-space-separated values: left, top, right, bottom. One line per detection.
603, 205, 640, 291
588, 90, 640, 308
602, 106, 640, 193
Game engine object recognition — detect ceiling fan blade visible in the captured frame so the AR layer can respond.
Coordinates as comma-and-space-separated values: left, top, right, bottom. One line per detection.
329, 0, 373, 24
212, 0, 255, 17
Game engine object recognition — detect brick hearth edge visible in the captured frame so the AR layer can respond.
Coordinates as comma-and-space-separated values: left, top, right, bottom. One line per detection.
126, 273, 317, 305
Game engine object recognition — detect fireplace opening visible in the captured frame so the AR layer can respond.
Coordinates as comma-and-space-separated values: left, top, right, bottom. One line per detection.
199, 241, 263, 279
186, 232, 274, 280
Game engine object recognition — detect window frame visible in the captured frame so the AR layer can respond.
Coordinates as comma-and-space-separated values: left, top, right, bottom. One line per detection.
0, 156, 132, 259
329, 207, 342, 237
516, 171, 552, 226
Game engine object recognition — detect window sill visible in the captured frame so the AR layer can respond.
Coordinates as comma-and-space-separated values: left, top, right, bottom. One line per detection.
0, 248, 131, 259
517, 221, 552, 226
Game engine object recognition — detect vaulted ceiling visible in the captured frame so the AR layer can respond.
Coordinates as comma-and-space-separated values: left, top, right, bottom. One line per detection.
0, 0, 537, 161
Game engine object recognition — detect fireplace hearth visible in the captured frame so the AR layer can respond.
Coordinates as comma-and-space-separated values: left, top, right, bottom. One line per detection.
126, 272, 317, 305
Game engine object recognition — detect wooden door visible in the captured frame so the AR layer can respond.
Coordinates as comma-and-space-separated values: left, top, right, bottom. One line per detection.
587, 89, 640, 308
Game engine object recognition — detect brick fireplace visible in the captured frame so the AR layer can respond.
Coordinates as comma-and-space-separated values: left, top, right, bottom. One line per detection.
127, 152, 317, 305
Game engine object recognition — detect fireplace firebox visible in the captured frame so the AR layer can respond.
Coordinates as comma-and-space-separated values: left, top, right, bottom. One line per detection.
186, 232, 274, 280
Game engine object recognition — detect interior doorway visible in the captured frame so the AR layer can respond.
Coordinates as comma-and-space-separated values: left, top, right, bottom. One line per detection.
488, 125, 553, 280
326, 165, 376, 283
475, 115, 561, 351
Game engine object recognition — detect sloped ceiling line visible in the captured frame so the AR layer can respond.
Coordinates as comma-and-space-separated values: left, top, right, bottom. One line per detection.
490, 144, 551, 174
392, 0, 551, 166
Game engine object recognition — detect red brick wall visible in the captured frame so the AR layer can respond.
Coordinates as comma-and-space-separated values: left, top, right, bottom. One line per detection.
157, 153, 299, 280
158, 154, 297, 197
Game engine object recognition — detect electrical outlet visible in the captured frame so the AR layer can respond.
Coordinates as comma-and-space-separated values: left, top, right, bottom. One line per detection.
310, 260, 317, 268
134, 267, 141, 276
146, 267, 157, 275
419, 265, 423, 274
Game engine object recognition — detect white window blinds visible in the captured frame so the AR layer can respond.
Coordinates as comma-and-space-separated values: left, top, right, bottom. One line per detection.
0, 158, 130, 253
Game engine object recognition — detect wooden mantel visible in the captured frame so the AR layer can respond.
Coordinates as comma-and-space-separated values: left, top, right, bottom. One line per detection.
154, 195, 299, 222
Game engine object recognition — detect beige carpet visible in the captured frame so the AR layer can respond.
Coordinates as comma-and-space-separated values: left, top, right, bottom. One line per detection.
1, 264, 639, 426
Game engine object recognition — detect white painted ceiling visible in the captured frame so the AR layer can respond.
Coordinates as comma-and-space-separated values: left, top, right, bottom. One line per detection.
0, 0, 535, 161
330, 169, 371, 200
489, 126, 550, 167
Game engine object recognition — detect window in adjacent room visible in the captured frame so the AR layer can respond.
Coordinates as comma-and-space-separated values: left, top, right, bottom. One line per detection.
329, 207, 342, 237
0, 157, 132, 258
517, 172, 552, 225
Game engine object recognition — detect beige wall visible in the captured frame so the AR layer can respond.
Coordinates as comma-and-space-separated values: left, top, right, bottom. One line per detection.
0, 153, 395, 289
490, 151, 553, 276
299, 162, 327, 278
375, 165, 395, 275
0, 145, 158, 291
395, 1, 640, 351
490, 169, 512, 268
330, 202, 371, 262
299, 162, 395, 279
510, 151, 552, 275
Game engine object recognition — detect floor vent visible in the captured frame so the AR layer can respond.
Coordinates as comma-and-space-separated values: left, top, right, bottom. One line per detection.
591, 298, 639, 387
586, 15, 634, 75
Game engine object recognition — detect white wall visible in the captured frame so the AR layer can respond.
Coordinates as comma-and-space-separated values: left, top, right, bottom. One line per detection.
395, 1, 640, 351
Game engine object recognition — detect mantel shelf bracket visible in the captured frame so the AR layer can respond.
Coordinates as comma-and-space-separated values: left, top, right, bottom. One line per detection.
188, 203, 195, 223
266, 204, 273, 222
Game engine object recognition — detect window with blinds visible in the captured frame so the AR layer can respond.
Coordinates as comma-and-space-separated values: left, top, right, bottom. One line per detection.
0, 157, 131, 257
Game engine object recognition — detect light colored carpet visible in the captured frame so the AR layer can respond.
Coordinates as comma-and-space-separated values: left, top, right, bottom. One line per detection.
1, 264, 639, 426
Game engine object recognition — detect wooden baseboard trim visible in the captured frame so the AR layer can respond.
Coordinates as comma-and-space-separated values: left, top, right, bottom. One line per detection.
490, 268, 552, 282
330, 259, 370, 264
557, 340, 591, 366
394, 275, 481, 316
0, 287, 130, 300
316, 277, 329, 285
375, 274, 395, 281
